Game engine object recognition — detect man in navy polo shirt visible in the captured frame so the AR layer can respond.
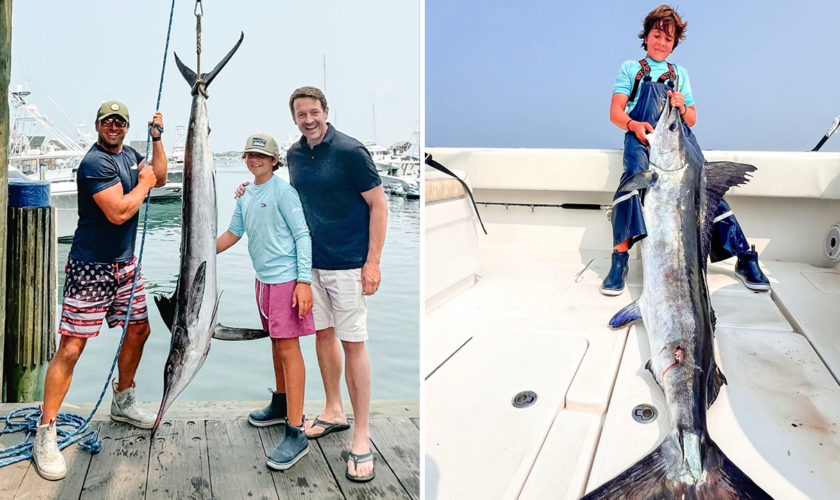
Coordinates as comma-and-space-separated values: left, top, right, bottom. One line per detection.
288, 87, 387, 483
237, 86, 387, 482
32, 101, 168, 481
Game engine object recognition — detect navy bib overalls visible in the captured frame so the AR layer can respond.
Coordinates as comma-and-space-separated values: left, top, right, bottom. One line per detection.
611, 60, 749, 262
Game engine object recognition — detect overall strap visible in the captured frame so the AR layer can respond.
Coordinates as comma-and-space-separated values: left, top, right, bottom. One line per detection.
628, 59, 653, 103
656, 62, 677, 89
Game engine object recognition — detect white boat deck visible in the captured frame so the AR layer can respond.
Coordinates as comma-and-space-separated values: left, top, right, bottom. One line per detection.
425, 238, 840, 500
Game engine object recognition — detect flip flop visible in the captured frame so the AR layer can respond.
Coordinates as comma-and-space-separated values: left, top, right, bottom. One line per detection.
341, 450, 375, 483
305, 417, 350, 440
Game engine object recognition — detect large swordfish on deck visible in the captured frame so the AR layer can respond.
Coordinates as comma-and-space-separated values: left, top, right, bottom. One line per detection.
152, 33, 268, 434
581, 105, 773, 499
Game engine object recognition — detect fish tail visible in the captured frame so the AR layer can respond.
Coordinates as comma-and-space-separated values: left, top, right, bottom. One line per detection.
174, 32, 244, 92
581, 435, 773, 500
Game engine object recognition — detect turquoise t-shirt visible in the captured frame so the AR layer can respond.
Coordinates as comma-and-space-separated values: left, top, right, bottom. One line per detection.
613, 58, 694, 114
228, 175, 313, 284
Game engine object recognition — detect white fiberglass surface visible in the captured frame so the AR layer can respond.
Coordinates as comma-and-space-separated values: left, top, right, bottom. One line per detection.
587, 325, 840, 500
425, 236, 839, 500
425, 330, 587, 500
518, 411, 603, 500
763, 262, 840, 381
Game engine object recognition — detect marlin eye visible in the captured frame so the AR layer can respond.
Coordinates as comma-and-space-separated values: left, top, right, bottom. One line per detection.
669, 123, 678, 132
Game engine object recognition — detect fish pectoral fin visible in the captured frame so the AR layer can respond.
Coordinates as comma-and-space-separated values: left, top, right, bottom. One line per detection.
154, 293, 177, 331
708, 364, 728, 408
212, 324, 269, 341
608, 299, 642, 330
616, 170, 658, 193
187, 262, 207, 325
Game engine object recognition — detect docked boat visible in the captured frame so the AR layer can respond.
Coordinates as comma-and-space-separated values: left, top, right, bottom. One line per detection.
424, 147, 840, 500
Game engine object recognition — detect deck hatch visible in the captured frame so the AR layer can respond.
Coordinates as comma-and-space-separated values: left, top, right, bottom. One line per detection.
512, 391, 537, 408
632, 404, 657, 423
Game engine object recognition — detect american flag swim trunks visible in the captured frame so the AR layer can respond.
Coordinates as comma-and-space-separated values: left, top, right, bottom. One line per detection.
58, 257, 149, 338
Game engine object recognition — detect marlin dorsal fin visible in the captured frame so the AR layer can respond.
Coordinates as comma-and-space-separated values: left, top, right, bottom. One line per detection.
154, 293, 177, 331
698, 162, 757, 263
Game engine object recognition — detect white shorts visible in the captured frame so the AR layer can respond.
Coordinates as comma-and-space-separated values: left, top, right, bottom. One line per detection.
311, 268, 368, 342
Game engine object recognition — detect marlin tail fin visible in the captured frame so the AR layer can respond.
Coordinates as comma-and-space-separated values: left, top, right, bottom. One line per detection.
581, 434, 773, 500
174, 32, 244, 93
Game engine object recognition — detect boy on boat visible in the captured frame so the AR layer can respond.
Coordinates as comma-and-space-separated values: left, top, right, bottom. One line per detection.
216, 133, 315, 470
600, 5, 770, 296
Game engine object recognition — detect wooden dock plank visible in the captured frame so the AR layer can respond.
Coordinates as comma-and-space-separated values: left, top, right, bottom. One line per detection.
0, 416, 418, 499
79, 421, 151, 500
146, 420, 212, 500
12, 422, 100, 500
0, 400, 419, 421
410, 418, 419, 430
370, 419, 420, 500
317, 422, 412, 500
0, 459, 29, 499
205, 419, 278, 500
258, 425, 343, 500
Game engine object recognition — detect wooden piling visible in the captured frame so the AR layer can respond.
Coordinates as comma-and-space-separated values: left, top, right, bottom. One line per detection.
0, 0, 13, 401
4, 182, 56, 403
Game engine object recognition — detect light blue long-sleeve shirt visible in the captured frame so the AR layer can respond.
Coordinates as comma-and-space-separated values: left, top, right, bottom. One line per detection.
228, 175, 312, 284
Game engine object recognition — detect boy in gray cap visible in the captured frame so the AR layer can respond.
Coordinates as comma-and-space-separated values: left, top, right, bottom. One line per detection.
217, 133, 314, 470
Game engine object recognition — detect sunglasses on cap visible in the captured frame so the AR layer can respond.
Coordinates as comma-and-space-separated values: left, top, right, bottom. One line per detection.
99, 117, 128, 128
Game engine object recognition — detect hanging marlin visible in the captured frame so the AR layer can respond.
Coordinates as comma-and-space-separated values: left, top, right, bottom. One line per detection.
582, 103, 773, 499
152, 32, 269, 434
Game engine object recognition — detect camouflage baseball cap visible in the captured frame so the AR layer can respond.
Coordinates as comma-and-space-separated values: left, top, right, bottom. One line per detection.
242, 133, 280, 157
96, 101, 130, 122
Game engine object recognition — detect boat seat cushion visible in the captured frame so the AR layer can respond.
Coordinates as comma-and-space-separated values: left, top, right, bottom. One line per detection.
425, 177, 465, 203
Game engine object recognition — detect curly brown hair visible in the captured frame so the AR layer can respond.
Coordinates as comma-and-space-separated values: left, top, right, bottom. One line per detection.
288, 86, 328, 118
639, 5, 687, 51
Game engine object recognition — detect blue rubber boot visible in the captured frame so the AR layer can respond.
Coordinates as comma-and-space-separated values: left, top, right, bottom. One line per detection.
600, 251, 630, 296
248, 389, 287, 427
734, 245, 770, 291
266, 420, 309, 470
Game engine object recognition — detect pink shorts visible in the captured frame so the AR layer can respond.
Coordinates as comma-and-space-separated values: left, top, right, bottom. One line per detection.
255, 279, 315, 339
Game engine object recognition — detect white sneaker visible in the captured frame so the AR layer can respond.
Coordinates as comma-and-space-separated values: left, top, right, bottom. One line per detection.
110, 380, 157, 429
33, 418, 67, 480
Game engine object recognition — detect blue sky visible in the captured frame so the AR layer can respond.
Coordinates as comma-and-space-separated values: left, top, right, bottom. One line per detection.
11, 1, 419, 152
425, 0, 840, 152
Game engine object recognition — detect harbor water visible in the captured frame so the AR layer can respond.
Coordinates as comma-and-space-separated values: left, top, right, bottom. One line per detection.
58, 162, 419, 403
